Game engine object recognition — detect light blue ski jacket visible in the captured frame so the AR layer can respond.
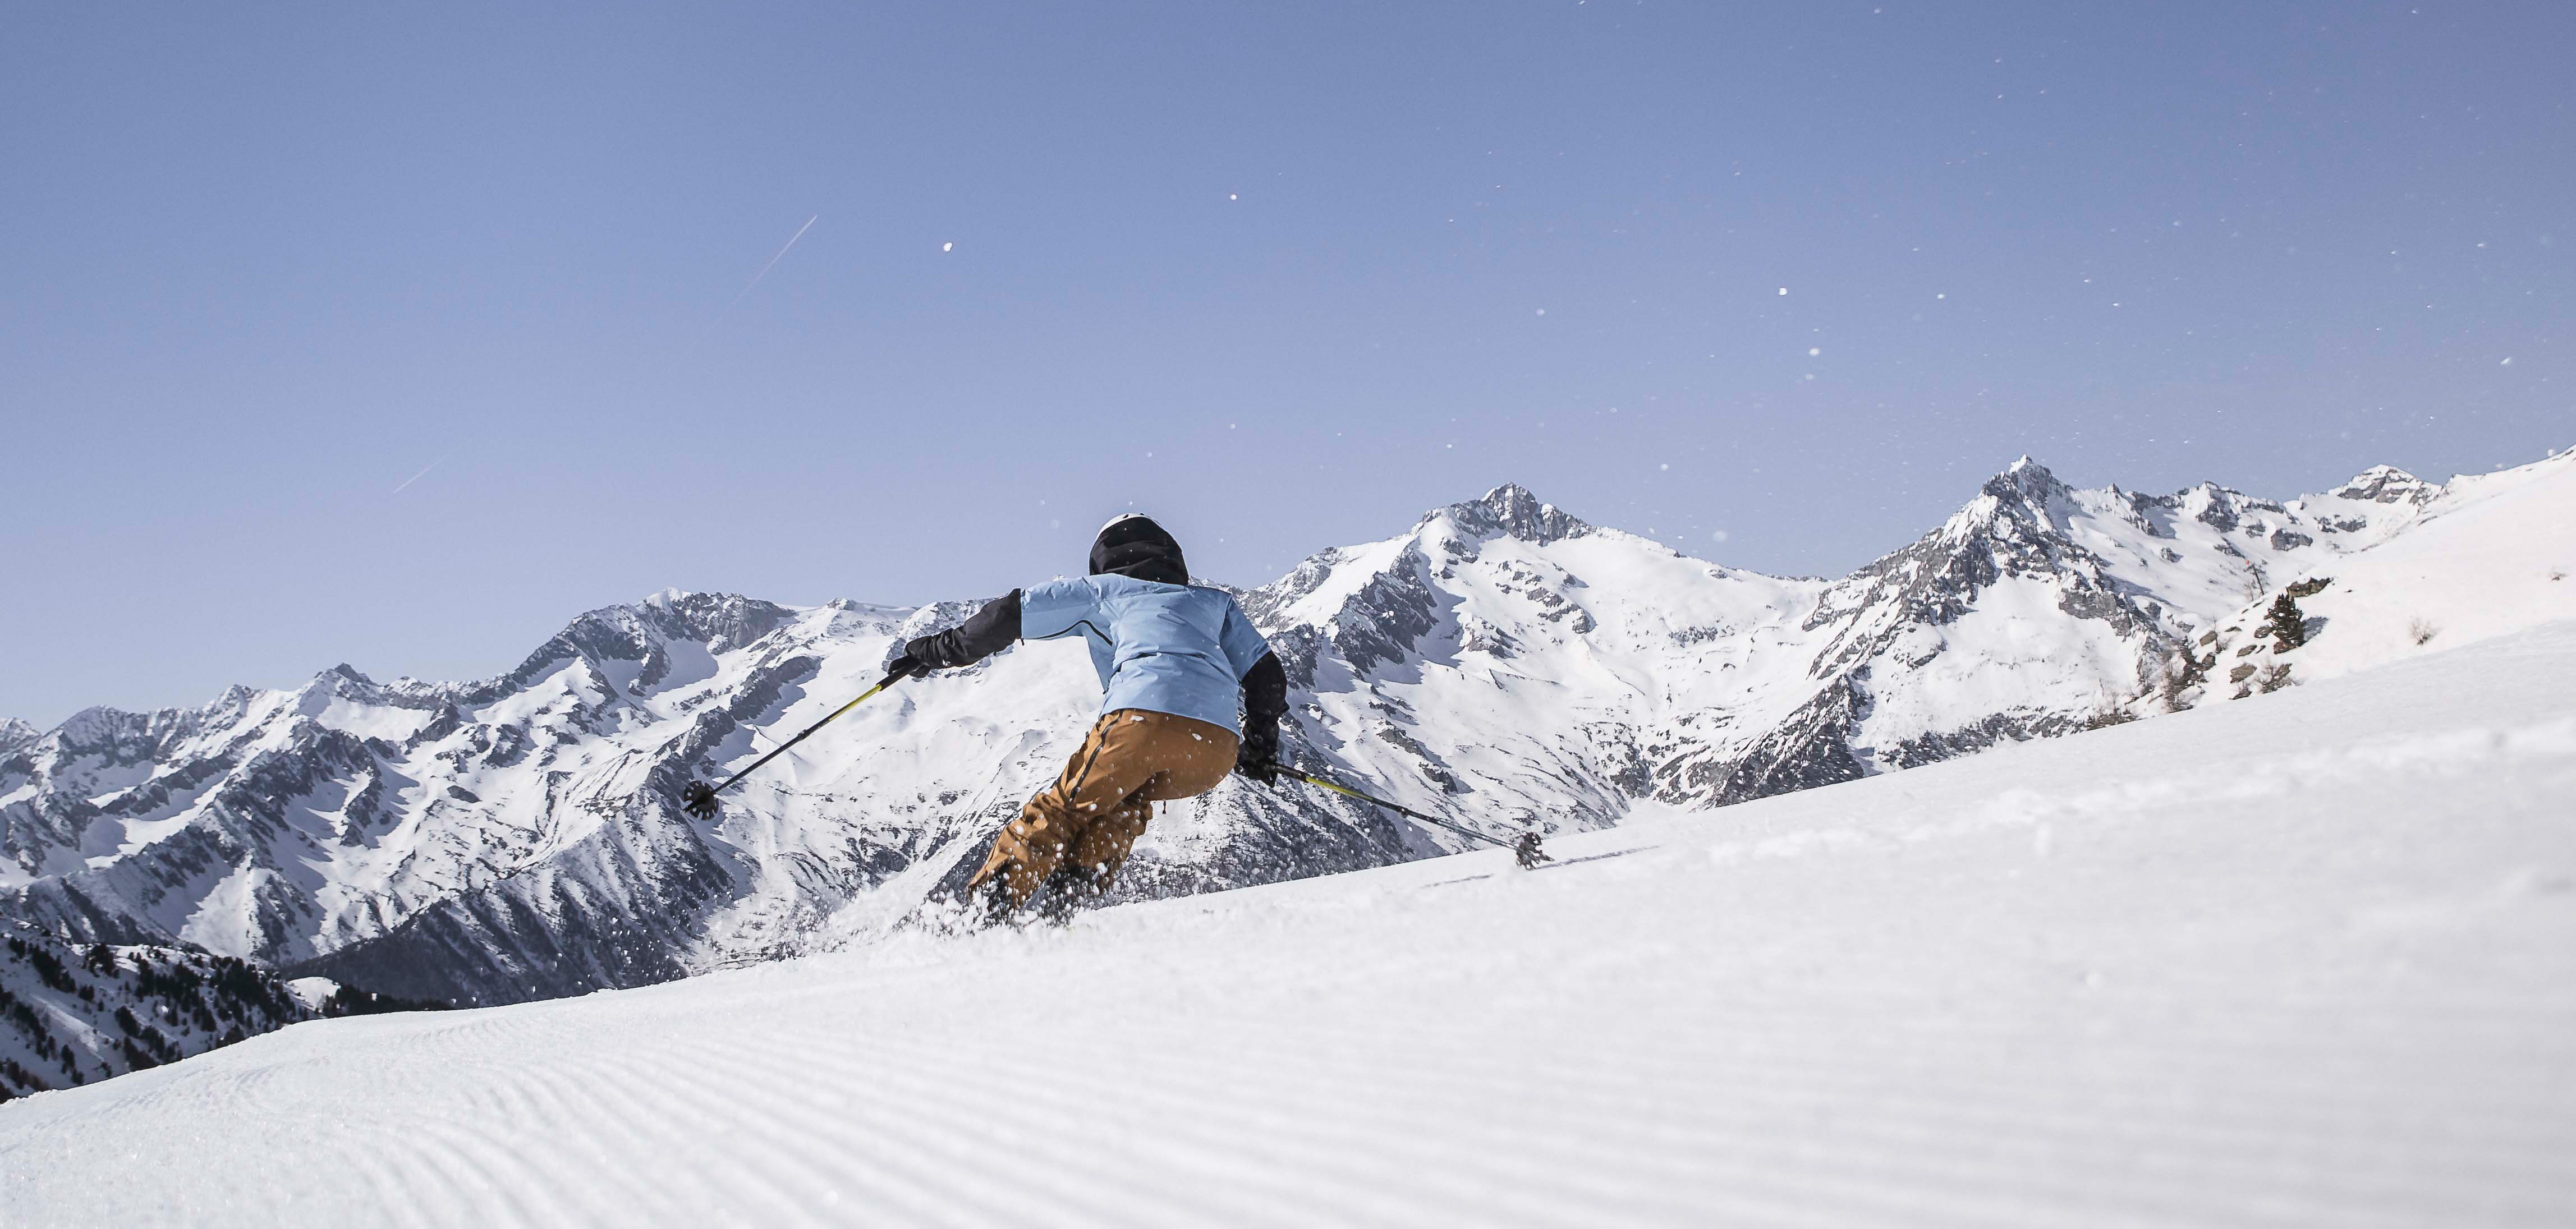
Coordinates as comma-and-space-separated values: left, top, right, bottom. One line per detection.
1021, 574, 1273, 734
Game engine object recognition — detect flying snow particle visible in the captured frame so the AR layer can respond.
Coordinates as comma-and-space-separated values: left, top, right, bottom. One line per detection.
1536, 309, 1546, 315
2501, 357, 2514, 365
1936, 293, 1946, 300
942, 242, 953, 252
1229, 194, 1238, 200
1710, 529, 1730, 542
1776, 287, 1788, 296
1659, 463, 1669, 471
1808, 347, 1821, 356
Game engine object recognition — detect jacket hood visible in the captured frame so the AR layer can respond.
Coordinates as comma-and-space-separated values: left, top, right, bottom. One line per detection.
1090, 514, 1189, 586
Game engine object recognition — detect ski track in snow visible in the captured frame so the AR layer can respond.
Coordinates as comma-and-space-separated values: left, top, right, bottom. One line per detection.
4, 625, 2574, 1227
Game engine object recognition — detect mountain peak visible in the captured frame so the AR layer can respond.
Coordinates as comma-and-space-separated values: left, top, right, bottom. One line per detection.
51, 705, 136, 747
2332, 465, 2435, 505
1991, 454, 2061, 486
297, 663, 402, 711
1429, 483, 1593, 546
553, 592, 796, 660
1971, 455, 2069, 519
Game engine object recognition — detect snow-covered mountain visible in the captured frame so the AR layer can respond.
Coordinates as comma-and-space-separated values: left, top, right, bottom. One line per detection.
2170, 452, 2575, 707
10, 598, 2572, 1226
2, 452, 2563, 1023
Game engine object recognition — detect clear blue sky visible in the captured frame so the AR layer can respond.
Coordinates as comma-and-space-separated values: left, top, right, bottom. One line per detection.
4, 2, 2569, 726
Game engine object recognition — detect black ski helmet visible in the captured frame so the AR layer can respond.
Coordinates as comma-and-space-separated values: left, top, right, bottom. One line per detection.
1090, 514, 1188, 586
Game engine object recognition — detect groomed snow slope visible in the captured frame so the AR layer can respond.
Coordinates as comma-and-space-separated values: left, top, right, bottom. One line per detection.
4, 624, 2573, 1228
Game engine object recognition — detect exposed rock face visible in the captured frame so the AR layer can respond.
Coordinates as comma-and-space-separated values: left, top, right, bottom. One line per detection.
0, 461, 2449, 1019
0, 720, 40, 758
2332, 465, 2440, 505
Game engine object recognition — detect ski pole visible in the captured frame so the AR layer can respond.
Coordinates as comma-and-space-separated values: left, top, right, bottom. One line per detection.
1270, 765, 1549, 868
682, 666, 913, 820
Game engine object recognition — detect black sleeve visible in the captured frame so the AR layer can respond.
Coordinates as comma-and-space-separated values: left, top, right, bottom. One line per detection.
906, 590, 1023, 671
1239, 651, 1287, 751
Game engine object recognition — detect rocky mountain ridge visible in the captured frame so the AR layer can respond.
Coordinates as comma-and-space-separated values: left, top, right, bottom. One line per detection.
0, 453, 2522, 1018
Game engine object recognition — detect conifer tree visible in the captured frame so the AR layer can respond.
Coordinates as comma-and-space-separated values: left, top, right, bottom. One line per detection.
2259, 593, 2307, 651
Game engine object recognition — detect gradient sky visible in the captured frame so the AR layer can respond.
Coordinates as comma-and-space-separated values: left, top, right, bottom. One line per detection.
4, 2, 2569, 726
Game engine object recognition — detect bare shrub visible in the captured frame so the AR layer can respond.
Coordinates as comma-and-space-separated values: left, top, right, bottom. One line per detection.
2156, 649, 2205, 713
2408, 618, 2437, 646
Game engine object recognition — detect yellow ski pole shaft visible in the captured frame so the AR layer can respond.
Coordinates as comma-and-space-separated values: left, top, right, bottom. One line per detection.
685, 668, 910, 814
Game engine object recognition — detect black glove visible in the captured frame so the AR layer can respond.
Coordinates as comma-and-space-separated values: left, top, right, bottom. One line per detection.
891, 632, 967, 677
885, 631, 957, 678
1234, 728, 1280, 785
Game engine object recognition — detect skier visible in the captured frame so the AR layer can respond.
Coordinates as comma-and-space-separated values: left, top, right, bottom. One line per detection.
887, 513, 1287, 922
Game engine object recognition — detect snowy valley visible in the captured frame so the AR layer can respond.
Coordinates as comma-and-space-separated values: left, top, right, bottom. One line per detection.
3, 448, 2571, 1108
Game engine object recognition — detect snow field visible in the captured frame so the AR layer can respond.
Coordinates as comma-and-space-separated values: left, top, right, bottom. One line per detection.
4, 621, 2572, 1227
2264, 449, 2575, 684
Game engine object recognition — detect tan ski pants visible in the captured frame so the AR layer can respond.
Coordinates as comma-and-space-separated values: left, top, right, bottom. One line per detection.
968, 708, 1239, 908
